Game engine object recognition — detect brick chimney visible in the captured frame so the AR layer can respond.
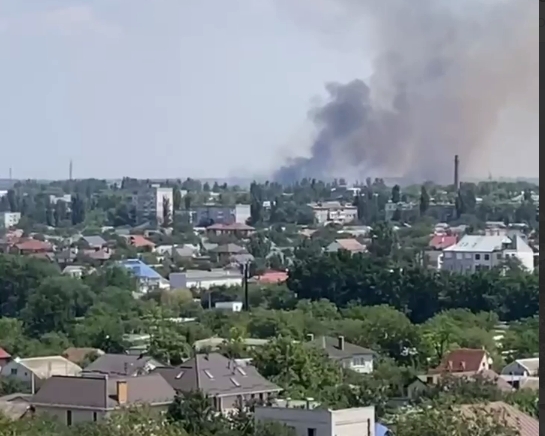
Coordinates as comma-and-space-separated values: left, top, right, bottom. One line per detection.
117, 380, 128, 405
338, 336, 345, 351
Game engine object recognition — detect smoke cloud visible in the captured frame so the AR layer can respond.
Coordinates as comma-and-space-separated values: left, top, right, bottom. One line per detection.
273, 0, 538, 184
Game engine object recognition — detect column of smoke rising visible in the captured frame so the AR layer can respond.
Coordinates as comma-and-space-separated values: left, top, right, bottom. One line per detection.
273, 0, 538, 184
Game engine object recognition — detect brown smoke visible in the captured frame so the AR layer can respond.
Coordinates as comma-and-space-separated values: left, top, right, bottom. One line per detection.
274, 0, 538, 183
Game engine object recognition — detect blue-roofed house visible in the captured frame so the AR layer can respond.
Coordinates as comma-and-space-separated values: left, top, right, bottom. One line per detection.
119, 259, 169, 293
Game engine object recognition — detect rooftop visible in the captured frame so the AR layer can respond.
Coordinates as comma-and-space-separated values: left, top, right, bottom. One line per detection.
82, 353, 161, 376
13, 356, 82, 379
120, 259, 164, 280
444, 235, 512, 253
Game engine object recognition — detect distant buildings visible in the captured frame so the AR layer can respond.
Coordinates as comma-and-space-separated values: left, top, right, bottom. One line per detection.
441, 234, 534, 273
193, 204, 251, 226
308, 201, 358, 225
169, 268, 243, 290
130, 185, 174, 225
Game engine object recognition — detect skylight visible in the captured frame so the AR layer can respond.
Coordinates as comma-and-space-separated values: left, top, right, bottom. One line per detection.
204, 370, 214, 379
230, 377, 241, 387
175, 371, 184, 379
236, 367, 247, 376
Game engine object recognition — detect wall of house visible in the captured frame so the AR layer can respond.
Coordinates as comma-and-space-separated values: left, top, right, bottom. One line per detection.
332, 407, 375, 436
1, 362, 33, 385
33, 406, 107, 425
340, 355, 373, 374
501, 361, 530, 377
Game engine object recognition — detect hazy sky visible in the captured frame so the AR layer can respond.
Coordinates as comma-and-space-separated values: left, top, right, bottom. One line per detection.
0, 0, 370, 180
0, 1, 538, 181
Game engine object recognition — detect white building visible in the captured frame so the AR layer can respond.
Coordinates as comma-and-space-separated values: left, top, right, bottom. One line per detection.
309, 202, 358, 225
255, 401, 376, 436
501, 358, 539, 377
214, 301, 243, 312
441, 234, 534, 273
130, 185, 174, 225
169, 269, 243, 290
1, 212, 21, 229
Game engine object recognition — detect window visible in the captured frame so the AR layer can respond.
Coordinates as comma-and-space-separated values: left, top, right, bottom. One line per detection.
456, 253, 463, 260
484, 254, 490, 261
444, 252, 452, 258
10, 368, 17, 376
475, 254, 481, 260
66, 410, 72, 426
307, 428, 317, 436
497, 253, 503, 260
93, 412, 98, 422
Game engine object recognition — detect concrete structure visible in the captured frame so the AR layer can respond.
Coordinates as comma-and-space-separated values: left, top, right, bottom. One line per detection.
441, 234, 534, 273
193, 204, 251, 226
309, 202, 358, 225
0, 356, 82, 391
130, 185, 174, 225
255, 401, 376, 436
0, 212, 21, 229
169, 269, 243, 290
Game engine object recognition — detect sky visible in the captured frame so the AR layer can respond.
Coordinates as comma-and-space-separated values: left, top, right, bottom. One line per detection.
0, 0, 369, 180
0, 1, 538, 181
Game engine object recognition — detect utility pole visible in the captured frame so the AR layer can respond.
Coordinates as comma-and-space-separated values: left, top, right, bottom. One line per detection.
243, 262, 250, 311
69, 159, 73, 181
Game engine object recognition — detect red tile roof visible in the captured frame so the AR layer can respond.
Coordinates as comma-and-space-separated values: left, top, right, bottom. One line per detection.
0, 347, 11, 359
255, 271, 288, 284
15, 239, 52, 252
432, 348, 488, 373
429, 235, 458, 250
127, 235, 155, 248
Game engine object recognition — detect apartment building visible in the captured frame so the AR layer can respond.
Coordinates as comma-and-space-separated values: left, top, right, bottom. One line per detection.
309, 201, 358, 225
255, 400, 376, 436
0, 212, 21, 229
130, 185, 174, 225
193, 204, 251, 226
441, 234, 534, 273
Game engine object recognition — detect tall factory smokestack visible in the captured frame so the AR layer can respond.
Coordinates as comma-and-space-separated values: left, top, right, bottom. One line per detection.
454, 155, 460, 190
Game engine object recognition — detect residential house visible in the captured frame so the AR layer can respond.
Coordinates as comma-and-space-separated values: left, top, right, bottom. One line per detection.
80, 235, 107, 249
309, 201, 358, 225
130, 185, 174, 225
441, 234, 534, 273
193, 204, 251, 226
62, 348, 105, 366
206, 223, 255, 238
501, 358, 539, 377
426, 234, 458, 269
0, 212, 21, 229
119, 259, 169, 293
211, 243, 247, 262
306, 335, 375, 374
11, 239, 53, 255
326, 238, 366, 254
81, 248, 113, 263
62, 265, 89, 278
255, 400, 376, 436
31, 373, 176, 425
0, 394, 31, 421
0, 356, 82, 391
169, 269, 243, 290
430, 348, 493, 374
55, 248, 78, 266
459, 402, 539, 436
0, 347, 11, 370
192, 338, 269, 353
82, 353, 163, 377
153, 353, 281, 413
250, 271, 289, 285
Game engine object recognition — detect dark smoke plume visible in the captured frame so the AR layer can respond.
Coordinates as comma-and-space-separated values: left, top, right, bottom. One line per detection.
274, 0, 538, 184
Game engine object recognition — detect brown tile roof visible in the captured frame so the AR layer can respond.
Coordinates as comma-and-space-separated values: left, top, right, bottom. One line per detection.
459, 402, 539, 436
31, 374, 175, 409
254, 271, 288, 284
127, 235, 155, 248
431, 348, 488, 373
14, 239, 52, 252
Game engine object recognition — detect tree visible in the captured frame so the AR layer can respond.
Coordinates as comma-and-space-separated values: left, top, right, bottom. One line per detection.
368, 221, 396, 258
391, 184, 401, 203
71, 194, 86, 225
419, 186, 430, 215
162, 197, 172, 227
250, 182, 263, 225
247, 233, 271, 258
167, 390, 226, 434
173, 186, 182, 211
184, 193, 193, 211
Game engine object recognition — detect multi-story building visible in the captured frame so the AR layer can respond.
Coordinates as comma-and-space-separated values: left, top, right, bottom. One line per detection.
255, 401, 376, 436
193, 204, 251, 226
309, 201, 358, 225
441, 234, 534, 273
130, 185, 173, 225
0, 212, 21, 229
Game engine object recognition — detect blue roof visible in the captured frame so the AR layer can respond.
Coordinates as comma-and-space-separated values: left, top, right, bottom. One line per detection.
119, 259, 163, 280
375, 423, 391, 436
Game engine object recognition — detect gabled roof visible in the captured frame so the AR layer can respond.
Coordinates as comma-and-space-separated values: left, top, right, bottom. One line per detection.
31, 374, 175, 409
14, 239, 52, 252
515, 357, 539, 374
126, 235, 155, 248
0, 347, 11, 359
154, 353, 280, 396
83, 354, 162, 376
431, 348, 488, 373
120, 259, 164, 280
82, 235, 107, 247
307, 336, 375, 359
429, 235, 457, 250
443, 235, 511, 253
329, 238, 366, 252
